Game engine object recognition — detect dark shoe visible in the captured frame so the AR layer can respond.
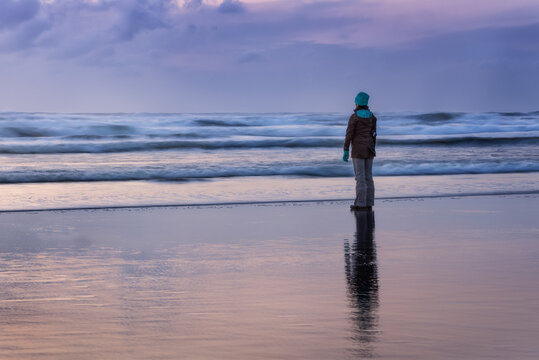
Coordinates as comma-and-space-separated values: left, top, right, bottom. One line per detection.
350, 205, 370, 211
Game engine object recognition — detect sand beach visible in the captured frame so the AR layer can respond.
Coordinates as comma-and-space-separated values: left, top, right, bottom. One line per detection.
1, 194, 538, 359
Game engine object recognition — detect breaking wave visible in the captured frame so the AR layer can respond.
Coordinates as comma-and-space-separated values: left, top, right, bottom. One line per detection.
0, 138, 342, 154
0, 161, 537, 184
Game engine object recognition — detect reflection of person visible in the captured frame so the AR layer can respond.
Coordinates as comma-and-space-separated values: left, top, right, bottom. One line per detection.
344, 210, 379, 357
343, 92, 377, 211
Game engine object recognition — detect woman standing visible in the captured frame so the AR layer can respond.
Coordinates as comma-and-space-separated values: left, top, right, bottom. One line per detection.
343, 92, 377, 211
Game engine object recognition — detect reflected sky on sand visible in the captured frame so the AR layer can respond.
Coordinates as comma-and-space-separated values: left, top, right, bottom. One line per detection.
0, 195, 538, 359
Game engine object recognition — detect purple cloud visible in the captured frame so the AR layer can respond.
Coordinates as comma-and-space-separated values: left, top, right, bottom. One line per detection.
184, 0, 203, 10
0, 0, 538, 112
113, 2, 169, 41
1, 0, 538, 61
0, 0, 40, 29
218, 0, 246, 14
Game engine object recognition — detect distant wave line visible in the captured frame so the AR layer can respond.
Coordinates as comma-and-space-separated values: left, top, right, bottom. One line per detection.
0, 136, 538, 154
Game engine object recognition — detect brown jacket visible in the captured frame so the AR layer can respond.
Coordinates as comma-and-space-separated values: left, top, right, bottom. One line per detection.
344, 112, 377, 159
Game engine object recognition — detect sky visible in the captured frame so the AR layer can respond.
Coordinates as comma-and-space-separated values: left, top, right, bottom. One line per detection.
0, 0, 538, 113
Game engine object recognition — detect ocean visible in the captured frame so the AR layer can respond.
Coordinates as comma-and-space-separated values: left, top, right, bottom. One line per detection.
1, 111, 538, 210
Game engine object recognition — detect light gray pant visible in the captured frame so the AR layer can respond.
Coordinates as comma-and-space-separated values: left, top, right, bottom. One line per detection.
352, 158, 375, 207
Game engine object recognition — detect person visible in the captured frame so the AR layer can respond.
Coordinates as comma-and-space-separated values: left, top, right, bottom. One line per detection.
343, 91, 377, 211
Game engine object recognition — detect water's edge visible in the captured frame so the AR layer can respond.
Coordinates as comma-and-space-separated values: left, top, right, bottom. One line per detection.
2, 190, 537, 214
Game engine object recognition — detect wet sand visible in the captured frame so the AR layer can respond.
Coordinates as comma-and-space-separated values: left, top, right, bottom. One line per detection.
1, 195, 538, 359
2, 173, 538, 211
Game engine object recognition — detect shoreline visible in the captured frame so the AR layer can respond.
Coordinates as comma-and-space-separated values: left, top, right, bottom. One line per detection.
0, 189, 537, 214
1, 172, 538, 213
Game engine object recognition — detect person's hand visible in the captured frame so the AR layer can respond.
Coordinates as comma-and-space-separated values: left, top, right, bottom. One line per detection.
343, 150, 349, 162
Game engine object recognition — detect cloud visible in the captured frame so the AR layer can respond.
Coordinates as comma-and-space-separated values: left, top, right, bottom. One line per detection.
218, 0, 246, 14
0, 18, 51, 51
0, 0, 41, 29
184, 0, 203, 10
113, 1, 169, 41
1, 0, 538, 61
1, 0, 539, 112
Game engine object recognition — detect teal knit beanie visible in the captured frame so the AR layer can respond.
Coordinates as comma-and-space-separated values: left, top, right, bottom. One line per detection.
354, 92, 370, 106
